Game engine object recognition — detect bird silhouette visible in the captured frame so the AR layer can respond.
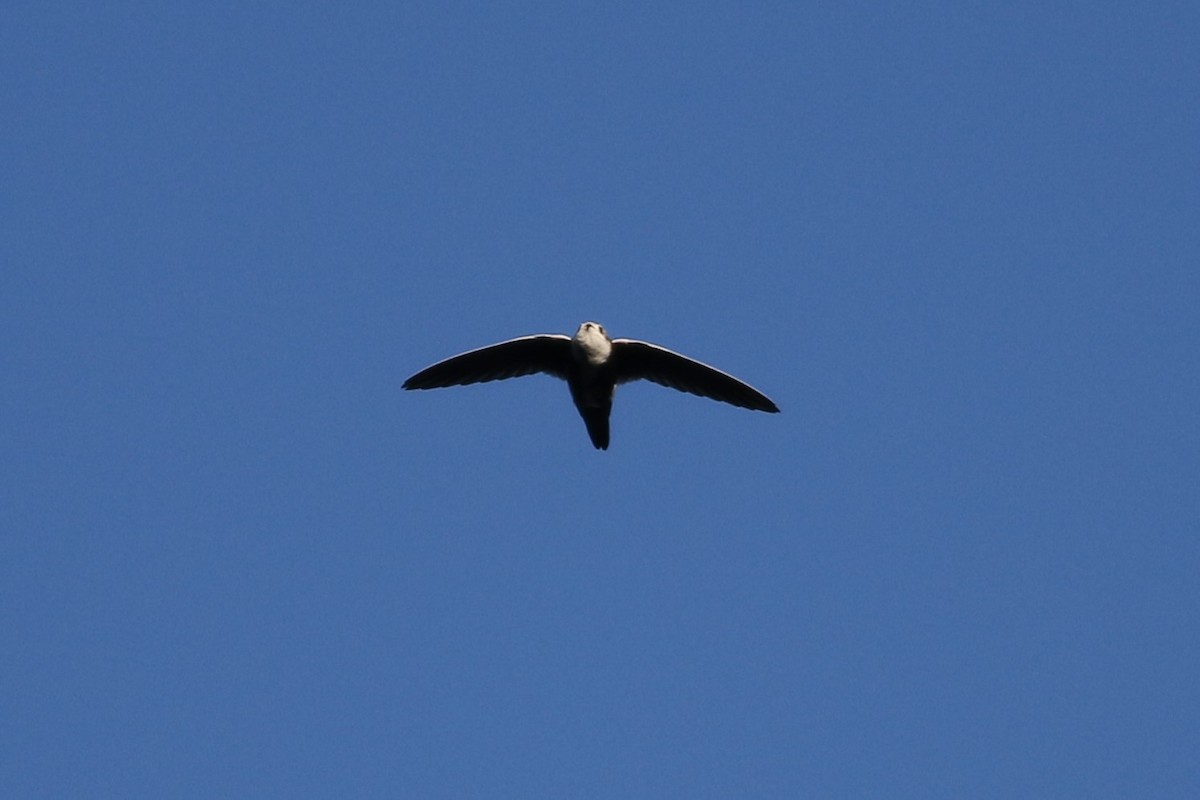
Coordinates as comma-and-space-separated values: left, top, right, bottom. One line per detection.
403, 321, 779, 449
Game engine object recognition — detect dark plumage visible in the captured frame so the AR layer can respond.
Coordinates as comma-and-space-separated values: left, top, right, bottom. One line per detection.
403, 322, 779, 449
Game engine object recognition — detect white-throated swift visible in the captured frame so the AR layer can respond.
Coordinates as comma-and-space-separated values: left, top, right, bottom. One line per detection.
403, 322, 779, 449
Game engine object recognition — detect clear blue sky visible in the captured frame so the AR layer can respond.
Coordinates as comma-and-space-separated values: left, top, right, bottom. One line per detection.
3, 3, 1197, 797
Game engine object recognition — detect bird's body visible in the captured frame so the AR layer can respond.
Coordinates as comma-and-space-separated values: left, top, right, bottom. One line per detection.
564, 324, 619, 448
403, 322, 779, 449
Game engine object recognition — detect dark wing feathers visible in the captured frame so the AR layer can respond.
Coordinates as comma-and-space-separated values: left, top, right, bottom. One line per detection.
403, 335, 572, 389
611, 339, 779, 413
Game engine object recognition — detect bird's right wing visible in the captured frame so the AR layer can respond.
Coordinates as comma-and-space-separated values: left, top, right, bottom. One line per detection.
403, 334, 573, 389
611, 339, 779, 412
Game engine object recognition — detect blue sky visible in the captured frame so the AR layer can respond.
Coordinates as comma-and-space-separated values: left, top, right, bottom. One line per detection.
3, 3, 1197, 797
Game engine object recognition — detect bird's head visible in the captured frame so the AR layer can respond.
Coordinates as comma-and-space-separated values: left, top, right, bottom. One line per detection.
573, 321, 612, 364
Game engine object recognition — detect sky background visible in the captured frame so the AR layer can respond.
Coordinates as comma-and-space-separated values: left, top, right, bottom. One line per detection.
3, 3, 1198, 797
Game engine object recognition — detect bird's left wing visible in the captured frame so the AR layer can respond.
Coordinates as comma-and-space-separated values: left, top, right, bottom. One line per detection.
403, 334, 573, 389
610, 339, 779, 412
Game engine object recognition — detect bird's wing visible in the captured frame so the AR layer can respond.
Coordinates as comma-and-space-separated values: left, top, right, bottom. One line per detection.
610, 339, 779, 412
403, 335, 573, 389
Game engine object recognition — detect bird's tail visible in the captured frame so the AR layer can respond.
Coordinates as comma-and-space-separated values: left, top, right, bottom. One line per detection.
579, 406, 610, 450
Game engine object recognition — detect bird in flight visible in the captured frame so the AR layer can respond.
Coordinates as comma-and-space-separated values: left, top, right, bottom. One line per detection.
403, 321, 779, 449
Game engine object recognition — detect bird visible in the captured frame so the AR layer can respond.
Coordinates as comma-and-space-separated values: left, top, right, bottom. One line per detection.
403, 321, 779, 449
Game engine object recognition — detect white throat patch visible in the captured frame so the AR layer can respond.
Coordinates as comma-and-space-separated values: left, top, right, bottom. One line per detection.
572, 321, 613, 365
